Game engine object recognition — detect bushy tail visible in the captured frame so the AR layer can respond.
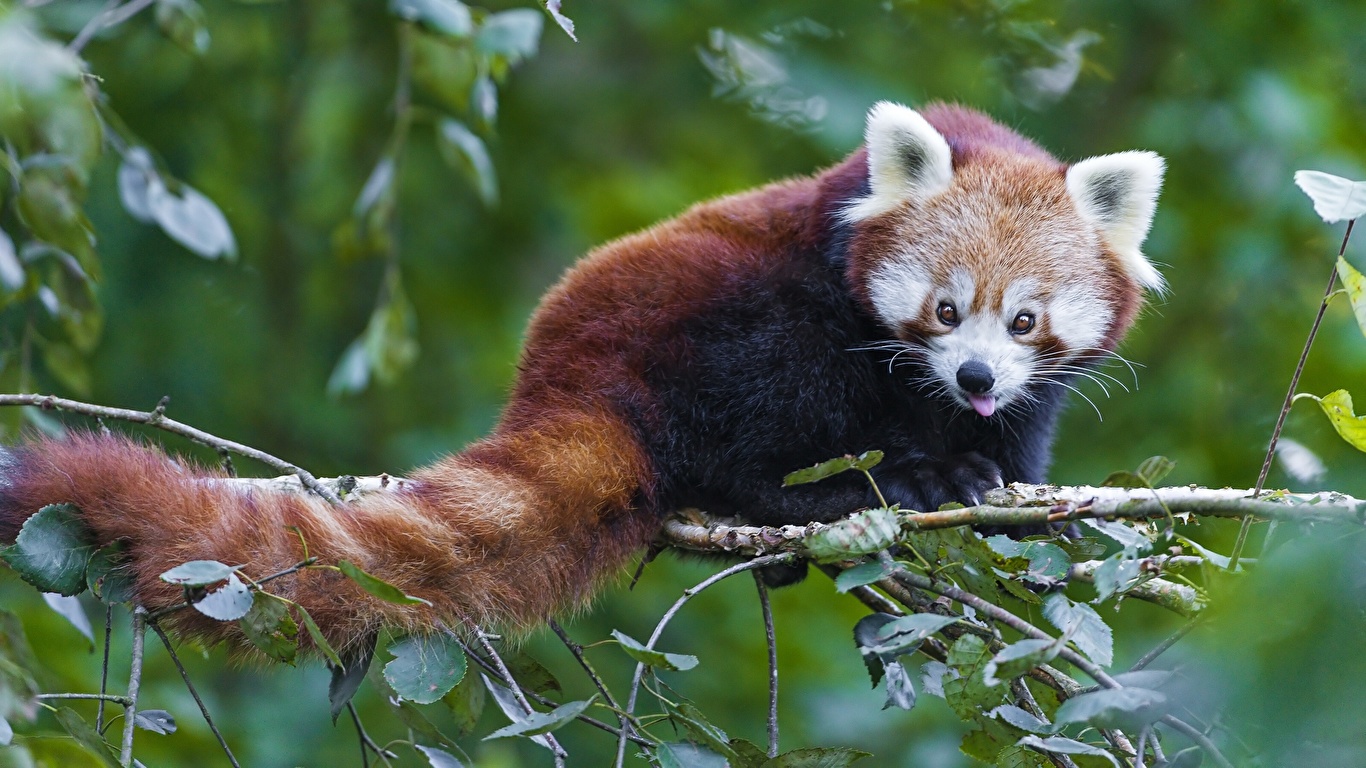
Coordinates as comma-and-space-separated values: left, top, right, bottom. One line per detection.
0, 409, 657, 649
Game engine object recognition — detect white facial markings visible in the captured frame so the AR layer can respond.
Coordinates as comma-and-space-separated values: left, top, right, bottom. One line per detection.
866, 257, 932, 332
943, 268, 975, 313
1047, 284, 1110, 351
921, 276, 1059, 412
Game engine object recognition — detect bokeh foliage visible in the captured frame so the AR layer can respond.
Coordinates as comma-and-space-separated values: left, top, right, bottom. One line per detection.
2, 0, 1366, 765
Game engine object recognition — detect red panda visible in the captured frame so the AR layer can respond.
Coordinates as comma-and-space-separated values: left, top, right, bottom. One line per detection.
0, 102, 1164, 648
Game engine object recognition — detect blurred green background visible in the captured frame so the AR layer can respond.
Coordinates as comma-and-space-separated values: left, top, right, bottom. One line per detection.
3, 0, 1366, 765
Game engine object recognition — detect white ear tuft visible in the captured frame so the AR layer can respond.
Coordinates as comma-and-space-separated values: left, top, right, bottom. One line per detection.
1066, 150, 1166, 291
842, 101, 954, 222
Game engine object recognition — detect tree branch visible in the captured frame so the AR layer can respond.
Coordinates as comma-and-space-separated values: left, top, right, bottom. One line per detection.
0, 394, 342, 504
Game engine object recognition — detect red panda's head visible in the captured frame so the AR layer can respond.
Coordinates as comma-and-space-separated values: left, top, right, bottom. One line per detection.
841, 102, 1165, 418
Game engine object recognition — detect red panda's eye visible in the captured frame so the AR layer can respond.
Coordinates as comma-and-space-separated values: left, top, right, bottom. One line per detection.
937, 302, 959, 326
1011, 312, 1036, 334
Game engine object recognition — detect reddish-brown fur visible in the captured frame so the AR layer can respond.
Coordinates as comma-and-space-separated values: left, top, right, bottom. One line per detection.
0, 104, 1140, 649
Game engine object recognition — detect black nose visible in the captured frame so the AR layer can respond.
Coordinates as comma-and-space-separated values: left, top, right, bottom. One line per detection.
956, 361, 995, 394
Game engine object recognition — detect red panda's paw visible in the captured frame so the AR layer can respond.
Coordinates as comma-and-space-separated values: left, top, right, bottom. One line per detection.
876, 452, 1003, 514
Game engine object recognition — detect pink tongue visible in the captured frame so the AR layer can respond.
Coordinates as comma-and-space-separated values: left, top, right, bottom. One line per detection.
968, 394, 996, 417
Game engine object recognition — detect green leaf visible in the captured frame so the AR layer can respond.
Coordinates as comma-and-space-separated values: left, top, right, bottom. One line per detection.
1091, 547, 1143, 602
1043, 594, 1113, 667
294, 604, 343, 668
193, 573, 254, 621
993, 745, 1051, 768
1135, 455, 1175, 485
668, 702, 738, 759
985, 536, 1070, 581
1054, 686, 1167, 730
160, 559, 235, 586
763, 748, 872, 767
1309, 390, 1366, 452
338, 560, 431, 605
483, 696, 593, 739
329, 637, 376, 722
1099, 470, 1144, 489
43, 257, 102, 354
783, 451, 882, 485
415, 744, 467, 768
53, 707, 119, 767
476, 9, 543, 63
470, 74, 498, 131
852, 612, 897, 685
499, 649, 561, 693
920, 660, 951, 698
989, 704, 1055, 734
834, 560, 895, 592
436, 118, 498, 207
882, 660, 916, 711
410, 31, 479, 114
611, 629, 699, 671
1016, 736, 1119, 767
983, 637, 1064, 686
1, 503, 95, 596
155, 0, 210, 54
943, 634, 1007, 720
804, 507, 900, 562
0, 609, 42, 703
384, 634, 468, 704
145, 177, 237, 260
0, 15, 103, 174
116, 147, 157, 224
655, 742, 729, 768
1077, 518, 1151, 552
391, 0, 473, 38
133, 709, 177, 735
16, 159, 97, 278
0, 227, 24, 298
1294, 170, 1366, 223
544, 0, 576, 42
1055, 536, 1106, 561
240, 592, 299, 665
441, 665, 486, 737
41, 593, 92, 644
867, 613, 959, 658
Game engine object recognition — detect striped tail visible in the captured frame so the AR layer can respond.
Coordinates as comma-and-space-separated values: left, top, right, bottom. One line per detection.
0, 408, 657, 650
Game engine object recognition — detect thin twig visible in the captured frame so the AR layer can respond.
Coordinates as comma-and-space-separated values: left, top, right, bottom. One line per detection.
1130, 619, 1201, 673
459, 643, 654, 748
548, 620, 637, 741
97, 604, 113, 732
1161, 715, 1235, 768
35, 692, 131, 705
753, 572, 779, 758
615, 553, 795, 768
1235, 218, 1358, 569
348, 701, 397, 763
68, 0, 156, 53
467, 626, 569, 764
0, 394, 342, 504
118, 607, 147, 767
350, 700, 369, 768
149, 621, 241, 768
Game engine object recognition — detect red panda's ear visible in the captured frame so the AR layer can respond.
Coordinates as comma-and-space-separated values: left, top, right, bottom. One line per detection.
842, 101, 953, 222
1066, 151, 1167, 292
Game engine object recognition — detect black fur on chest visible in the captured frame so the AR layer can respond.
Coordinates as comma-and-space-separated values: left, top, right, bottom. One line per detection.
635, 244, 1069, 528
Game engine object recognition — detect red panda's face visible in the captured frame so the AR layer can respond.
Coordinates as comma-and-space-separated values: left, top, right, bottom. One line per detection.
842, 103, 1165, 418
